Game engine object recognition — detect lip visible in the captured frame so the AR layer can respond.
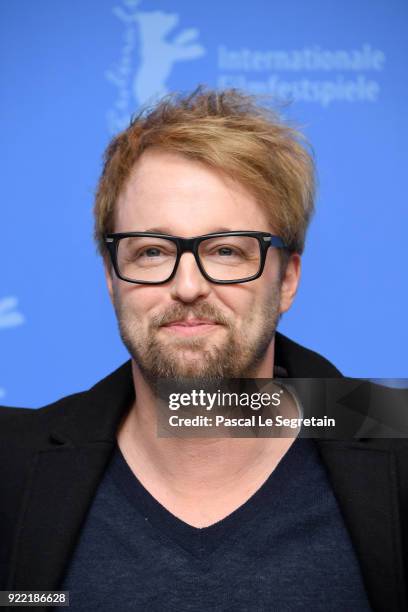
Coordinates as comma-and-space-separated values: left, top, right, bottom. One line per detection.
161, 319, 220, 336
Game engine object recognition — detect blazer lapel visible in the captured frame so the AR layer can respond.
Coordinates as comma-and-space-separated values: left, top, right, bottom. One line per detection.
8, 442, 115, 591
317, 440, 407, 611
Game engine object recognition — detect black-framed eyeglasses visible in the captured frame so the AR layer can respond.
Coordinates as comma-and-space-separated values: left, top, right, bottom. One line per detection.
105, 231, 287, 285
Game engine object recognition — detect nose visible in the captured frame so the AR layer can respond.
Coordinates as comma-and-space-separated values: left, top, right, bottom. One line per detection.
169, 252, 212, 303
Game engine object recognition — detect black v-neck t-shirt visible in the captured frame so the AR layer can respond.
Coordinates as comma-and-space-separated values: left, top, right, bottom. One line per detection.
62, 438, 371, 611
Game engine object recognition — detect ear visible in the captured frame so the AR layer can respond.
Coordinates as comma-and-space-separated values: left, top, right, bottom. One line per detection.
103, 256, 114, 304
279, 253, 301, 314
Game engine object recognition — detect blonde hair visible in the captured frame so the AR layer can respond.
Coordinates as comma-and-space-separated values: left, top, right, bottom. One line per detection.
94, 88, 315, 255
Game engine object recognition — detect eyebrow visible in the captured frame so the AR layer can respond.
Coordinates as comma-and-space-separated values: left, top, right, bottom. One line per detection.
143, 226, 234, 235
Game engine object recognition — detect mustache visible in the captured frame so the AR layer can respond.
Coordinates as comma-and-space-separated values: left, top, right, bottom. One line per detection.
150, 302, 231, 328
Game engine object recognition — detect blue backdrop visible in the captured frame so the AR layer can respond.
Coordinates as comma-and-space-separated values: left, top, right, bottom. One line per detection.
1, 0, 407, 408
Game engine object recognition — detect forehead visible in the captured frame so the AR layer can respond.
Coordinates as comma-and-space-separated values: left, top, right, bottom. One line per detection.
115, 149, 271, 235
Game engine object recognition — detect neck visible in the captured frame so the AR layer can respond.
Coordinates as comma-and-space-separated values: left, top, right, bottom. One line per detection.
117, 338, 294, 496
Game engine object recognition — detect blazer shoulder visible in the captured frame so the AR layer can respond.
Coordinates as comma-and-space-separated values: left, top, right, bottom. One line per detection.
0, 391, 88, 447
0, 360, 133, 448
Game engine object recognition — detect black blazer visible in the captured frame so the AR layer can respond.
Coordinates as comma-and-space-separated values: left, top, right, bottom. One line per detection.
1, 333, 407, 611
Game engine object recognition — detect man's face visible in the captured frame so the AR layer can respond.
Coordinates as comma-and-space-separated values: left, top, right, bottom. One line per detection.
105, 149, 300, 382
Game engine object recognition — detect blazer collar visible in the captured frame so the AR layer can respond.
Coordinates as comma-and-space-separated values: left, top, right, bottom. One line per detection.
49, 359, 134, 446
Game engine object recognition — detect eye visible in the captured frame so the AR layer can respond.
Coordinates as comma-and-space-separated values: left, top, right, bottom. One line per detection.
212, 245, 244, 258
141, 247, 163, 258
217, 246, 235, 256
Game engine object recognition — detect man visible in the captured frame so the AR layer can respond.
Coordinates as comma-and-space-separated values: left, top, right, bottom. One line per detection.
1, 89, 407, 611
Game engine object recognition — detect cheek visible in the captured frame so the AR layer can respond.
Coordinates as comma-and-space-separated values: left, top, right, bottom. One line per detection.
222, 278, 280, 328
215, 286, 259, 324
116, 284, 165, 316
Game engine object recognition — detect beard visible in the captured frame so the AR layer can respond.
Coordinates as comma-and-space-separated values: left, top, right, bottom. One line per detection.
112, 287, 281, 388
